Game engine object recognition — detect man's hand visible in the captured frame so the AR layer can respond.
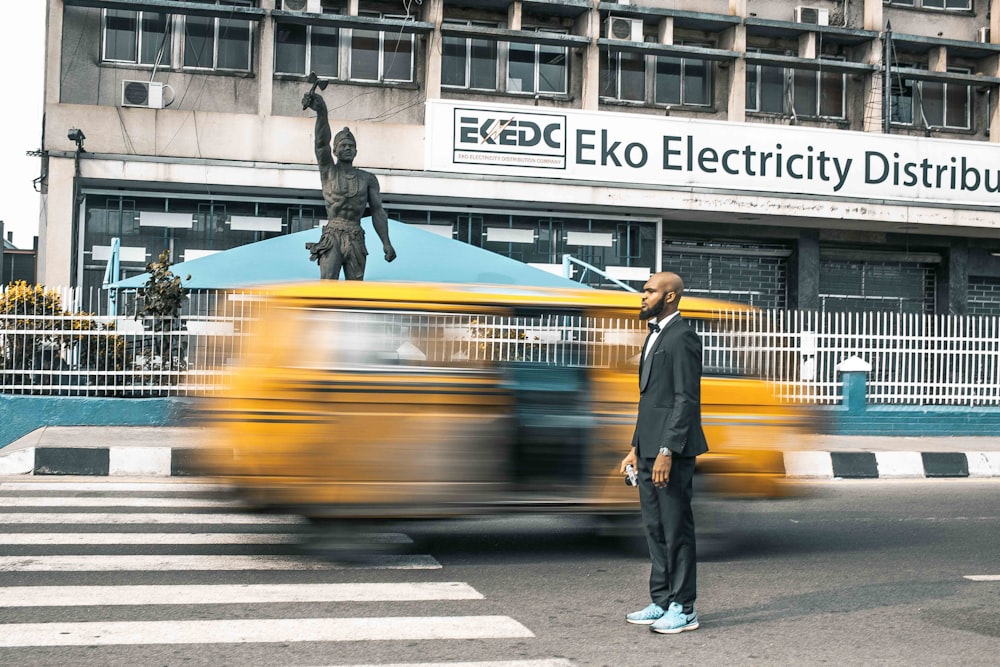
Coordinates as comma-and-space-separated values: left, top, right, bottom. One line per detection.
383, 243, 397, 263
652, 453, 672, 488
619, 448, 637, 475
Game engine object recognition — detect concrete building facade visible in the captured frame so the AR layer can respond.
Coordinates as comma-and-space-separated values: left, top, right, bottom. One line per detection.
38, 0, 1000, 313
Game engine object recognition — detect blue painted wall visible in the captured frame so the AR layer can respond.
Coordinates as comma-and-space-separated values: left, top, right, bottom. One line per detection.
817, 371, 1000, 436
0, 395, 193, 449
2, 370, 998, 448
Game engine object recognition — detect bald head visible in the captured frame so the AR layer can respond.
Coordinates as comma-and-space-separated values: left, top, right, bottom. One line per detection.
640, 271, 684, 321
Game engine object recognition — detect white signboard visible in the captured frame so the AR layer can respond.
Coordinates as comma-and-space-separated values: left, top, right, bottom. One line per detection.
426, 100, 1000, 208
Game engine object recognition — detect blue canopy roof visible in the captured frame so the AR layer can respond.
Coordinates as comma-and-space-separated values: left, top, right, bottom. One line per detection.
107, 218, 583, 290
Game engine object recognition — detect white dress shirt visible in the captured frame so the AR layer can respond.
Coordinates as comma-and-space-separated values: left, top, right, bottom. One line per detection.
643, 311, 679, 358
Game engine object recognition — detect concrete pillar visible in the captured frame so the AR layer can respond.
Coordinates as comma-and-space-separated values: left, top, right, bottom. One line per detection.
578, 5, 600, 110
836, 356, 872, 415
798, 33, 817, 59
863, 0, 883, 32
721, 24, 746, 123
941, 239, 970, 315
508, 1, 522, 31
423, 0, 443, 100
257, 0, 276, 116
793, 229, 820, 310
39, 157, 76, 287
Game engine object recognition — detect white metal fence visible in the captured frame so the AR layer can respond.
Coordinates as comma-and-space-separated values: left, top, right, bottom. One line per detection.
702, 310, 1000, 406
2, 285, 999, 406
0, 286, 264, 397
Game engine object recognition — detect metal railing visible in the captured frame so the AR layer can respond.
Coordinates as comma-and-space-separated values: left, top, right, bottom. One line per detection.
0, 286, 265, 397
3, 285, 999, 405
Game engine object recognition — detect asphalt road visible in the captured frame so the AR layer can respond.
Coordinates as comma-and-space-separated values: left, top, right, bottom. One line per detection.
0, 478, 997, 666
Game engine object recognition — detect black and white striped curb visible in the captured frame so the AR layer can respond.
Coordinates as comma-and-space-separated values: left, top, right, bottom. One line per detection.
3, 446, 1000, 478
783, 451, 1000, 479
0, 447, 206, 477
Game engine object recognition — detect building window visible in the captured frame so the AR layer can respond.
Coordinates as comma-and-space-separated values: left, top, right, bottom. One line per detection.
887, 0, 972, 10
350, 15, 414, 82
747, 52, 846, 119
274, 22, 339, 77
102, 9, 172, 66
441, 21, 498, 90
184, 16, 252, 71
655, 52, 711, 107
508, 30, 568, 95
890, 66, 971, 130
600, 50, 645, 101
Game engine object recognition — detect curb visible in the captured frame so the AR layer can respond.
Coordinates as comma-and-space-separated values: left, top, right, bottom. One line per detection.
783, 451, 1000, 479
0, 447, 206, 477
3, 447, 1000, 479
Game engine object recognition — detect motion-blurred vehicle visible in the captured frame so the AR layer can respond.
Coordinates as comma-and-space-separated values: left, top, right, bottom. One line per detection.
196, 281, 811, 522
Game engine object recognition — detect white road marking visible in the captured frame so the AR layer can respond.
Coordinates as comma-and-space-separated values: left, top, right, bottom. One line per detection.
0, 481, 226, 492
321, 662, 574, 667
0, 532, 304, 545
964, 575, 1000, 581
0, 554, 441, 571
0, 616, 534, 647
0, 582, 482, 607
2, 496, 240, 508
0, 513, 302, 524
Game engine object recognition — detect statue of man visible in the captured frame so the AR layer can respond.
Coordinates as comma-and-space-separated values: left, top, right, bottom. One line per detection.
302, 91, 396, 280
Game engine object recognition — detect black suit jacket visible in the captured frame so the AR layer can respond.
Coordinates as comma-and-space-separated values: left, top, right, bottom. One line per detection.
631, 315, 709, 459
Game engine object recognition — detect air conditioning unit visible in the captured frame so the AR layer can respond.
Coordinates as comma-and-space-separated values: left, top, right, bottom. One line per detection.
283, 0, 322, 12
794, 6, 830, 26
978, 26, 991, 43
120, 80, 165, 109
605, 17, 643, 42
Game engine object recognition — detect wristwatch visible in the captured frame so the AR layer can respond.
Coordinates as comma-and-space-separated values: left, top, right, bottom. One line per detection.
658, 447, 672, 457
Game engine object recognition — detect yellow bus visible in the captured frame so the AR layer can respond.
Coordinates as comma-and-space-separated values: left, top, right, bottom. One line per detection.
196, 281, 810, 521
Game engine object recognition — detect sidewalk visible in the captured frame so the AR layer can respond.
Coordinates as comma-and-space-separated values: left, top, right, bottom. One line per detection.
1, 426, 999, 479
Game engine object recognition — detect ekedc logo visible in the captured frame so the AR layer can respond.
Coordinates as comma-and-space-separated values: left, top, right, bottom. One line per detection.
453, 109, 566, 169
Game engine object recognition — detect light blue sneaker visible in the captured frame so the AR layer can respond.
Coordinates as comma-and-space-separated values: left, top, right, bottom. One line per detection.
625, 603, 665, 625
650, 602, 699, 634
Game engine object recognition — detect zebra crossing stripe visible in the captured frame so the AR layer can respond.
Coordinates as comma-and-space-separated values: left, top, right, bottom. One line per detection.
964, 575, 1000, 581
2, 496, 240, 508
0, 616, 535, 647
0, 512, 302, 524
0, 481, 226, 492
326, 662, 575, 667
0, 582, 482, 606
0, 532, 306, 545
0, 554, 441, 571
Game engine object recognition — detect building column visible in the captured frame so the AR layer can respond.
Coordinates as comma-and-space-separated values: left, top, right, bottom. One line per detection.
792, 230, 820, 310
578, 5, 600, 111
861, 0, 885, 133
940, 239, 969, 315
721, 23, 746, 123
38, 157, 76, 287
257, 0, 276, 116
423, 0, 444, 100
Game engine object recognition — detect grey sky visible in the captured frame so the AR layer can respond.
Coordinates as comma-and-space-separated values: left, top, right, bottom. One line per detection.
0, 1, 45, 249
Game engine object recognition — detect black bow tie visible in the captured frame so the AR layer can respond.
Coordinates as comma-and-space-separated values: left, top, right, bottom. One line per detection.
648, 322, 660, 333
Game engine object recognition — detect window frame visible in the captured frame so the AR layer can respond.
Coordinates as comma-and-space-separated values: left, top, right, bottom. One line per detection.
441, 20, 500, 91
506, 29, 569, 96
890, 64, 972, 130
182, 13, 254, 72
349, 14, 415, 83
101, 8, 173, 67
887, 0, 972, 10
746, 51, 847, 120
273, 21, 340, 78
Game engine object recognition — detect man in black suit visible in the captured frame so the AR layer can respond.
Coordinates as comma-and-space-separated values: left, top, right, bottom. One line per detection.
620, 271, 708, 634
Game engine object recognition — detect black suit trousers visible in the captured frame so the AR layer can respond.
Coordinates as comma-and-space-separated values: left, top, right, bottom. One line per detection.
637, 453, 697, 614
